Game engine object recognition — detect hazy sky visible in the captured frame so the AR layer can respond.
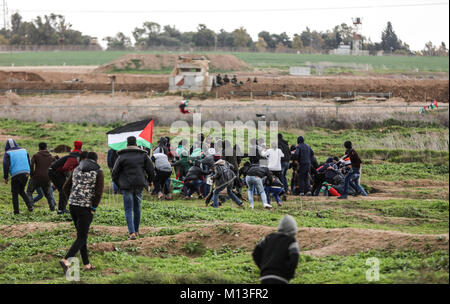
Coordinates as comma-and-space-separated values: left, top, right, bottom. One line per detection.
6, 0, 449, 50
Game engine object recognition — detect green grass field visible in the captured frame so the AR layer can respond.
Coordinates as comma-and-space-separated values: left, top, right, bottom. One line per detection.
0, 118, 448, 284
0, 51, 448, 73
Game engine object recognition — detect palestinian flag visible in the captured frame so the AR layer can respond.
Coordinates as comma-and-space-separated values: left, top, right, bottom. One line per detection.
107, 119, 153, 151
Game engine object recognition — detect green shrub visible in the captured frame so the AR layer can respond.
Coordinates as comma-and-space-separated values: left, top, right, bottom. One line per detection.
182, 241, 206, 255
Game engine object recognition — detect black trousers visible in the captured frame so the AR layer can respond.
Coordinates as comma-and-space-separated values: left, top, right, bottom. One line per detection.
155, 169, 171, 195
261, 278, 288, 284
297, 163, 311, 194
51, 172, 68, 211
11, 173, 33, 214
65, 205, 93, 265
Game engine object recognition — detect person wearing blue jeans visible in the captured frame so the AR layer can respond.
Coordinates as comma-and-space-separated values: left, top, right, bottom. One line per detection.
265, 186, 284, 206
338, 141, 367, 199
33, 187, 45, 202
210, 159, 243, 208
264, 176, 285, 206
184, 179, 205, 198
341, 167, 367, 197
111, 136, 155, 240
121, 189, 143, 235
211, 180, 243, 208
246, 175, 271, 209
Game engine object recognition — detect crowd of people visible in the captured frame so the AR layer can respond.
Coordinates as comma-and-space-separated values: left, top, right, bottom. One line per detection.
214, 74, 258, 87
2, 133, 367, 282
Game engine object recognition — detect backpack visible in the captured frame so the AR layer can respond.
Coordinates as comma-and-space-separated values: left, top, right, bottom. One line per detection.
61, 156, 79, 172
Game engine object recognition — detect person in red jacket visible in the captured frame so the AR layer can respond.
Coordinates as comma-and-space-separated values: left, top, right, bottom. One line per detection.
48, 141, 83, 214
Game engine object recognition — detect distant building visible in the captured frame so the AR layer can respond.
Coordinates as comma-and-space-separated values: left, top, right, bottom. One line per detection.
169, 56, 213, 93
289, 66, 311, 76
330, 43, 351, 55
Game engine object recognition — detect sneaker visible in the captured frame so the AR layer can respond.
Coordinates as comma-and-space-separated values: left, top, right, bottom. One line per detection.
299, 193, 305, 196
238, 203, 245, 209
157, 192, 163, 200
249, 205, 254, 210
165, 194, 172, 200
128, 233, 136, 240
277, 202, 282, 207
306, 191, 312, 196
57, 210, 64, 215
49, 204, 56, 211
263, 204, 273, 209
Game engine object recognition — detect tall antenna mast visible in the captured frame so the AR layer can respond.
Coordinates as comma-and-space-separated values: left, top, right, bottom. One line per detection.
352, 17, 362, 54
1, 0, 8, 30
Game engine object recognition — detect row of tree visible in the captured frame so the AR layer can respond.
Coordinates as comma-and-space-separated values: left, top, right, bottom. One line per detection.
0, 12, 448, 56
105, 21, 448, 56
0, 13, 97, 46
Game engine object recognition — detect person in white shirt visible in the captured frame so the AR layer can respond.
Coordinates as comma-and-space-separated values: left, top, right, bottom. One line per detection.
261, 142, 284, 179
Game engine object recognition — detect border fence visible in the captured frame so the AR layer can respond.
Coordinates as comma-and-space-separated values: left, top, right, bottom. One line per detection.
0, 104, 447, 126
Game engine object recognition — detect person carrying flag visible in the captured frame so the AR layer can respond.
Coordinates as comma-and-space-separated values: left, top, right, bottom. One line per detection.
179, 99, 190, 114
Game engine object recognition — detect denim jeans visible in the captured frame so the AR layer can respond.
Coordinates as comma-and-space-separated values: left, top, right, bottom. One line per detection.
343, 168, 367, 196
121, 189, 143, 234
185, 179, 205, 196
33, 187, 44, 202
26, 179, 56, 209
112, 182, 119, 193
211, 182, 242, 208
245, 175, 268, 207
265, 186, 284, 204
280, 161, 290, 192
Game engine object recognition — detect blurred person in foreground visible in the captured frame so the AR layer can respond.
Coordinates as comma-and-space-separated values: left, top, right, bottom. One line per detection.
252, 215, 299, 284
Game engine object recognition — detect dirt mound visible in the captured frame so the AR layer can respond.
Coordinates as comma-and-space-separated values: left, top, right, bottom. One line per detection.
52, 144, 72, 153
90, 223, 449, 258
94, 54, 250, 73
0, 222, 64, 237
3, 222, 447, 257
216, 76, 449, 103
0, 70, 45, 82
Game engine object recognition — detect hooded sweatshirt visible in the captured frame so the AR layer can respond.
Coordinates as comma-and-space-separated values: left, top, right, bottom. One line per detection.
252, 215, 299, 283
152, 152, 173, 172
3, 139, 30, 179
294, 136, 314, 164
30, 150, 56, 185
63, 159, 104, 209
212, 159, 236, 188
73, 141, 83, 153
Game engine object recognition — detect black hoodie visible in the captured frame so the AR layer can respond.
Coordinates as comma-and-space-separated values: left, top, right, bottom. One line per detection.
111, 146, 155, 190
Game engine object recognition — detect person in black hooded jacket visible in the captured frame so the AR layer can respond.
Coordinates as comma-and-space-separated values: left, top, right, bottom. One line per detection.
293, 136, 314, 196
278, 133, 291, 194
184, 160, 209, 198
253, 215, 299, 284
112, 136, 155, 240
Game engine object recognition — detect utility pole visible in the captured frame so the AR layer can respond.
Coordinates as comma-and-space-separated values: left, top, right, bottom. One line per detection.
1, 0, 8, 30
